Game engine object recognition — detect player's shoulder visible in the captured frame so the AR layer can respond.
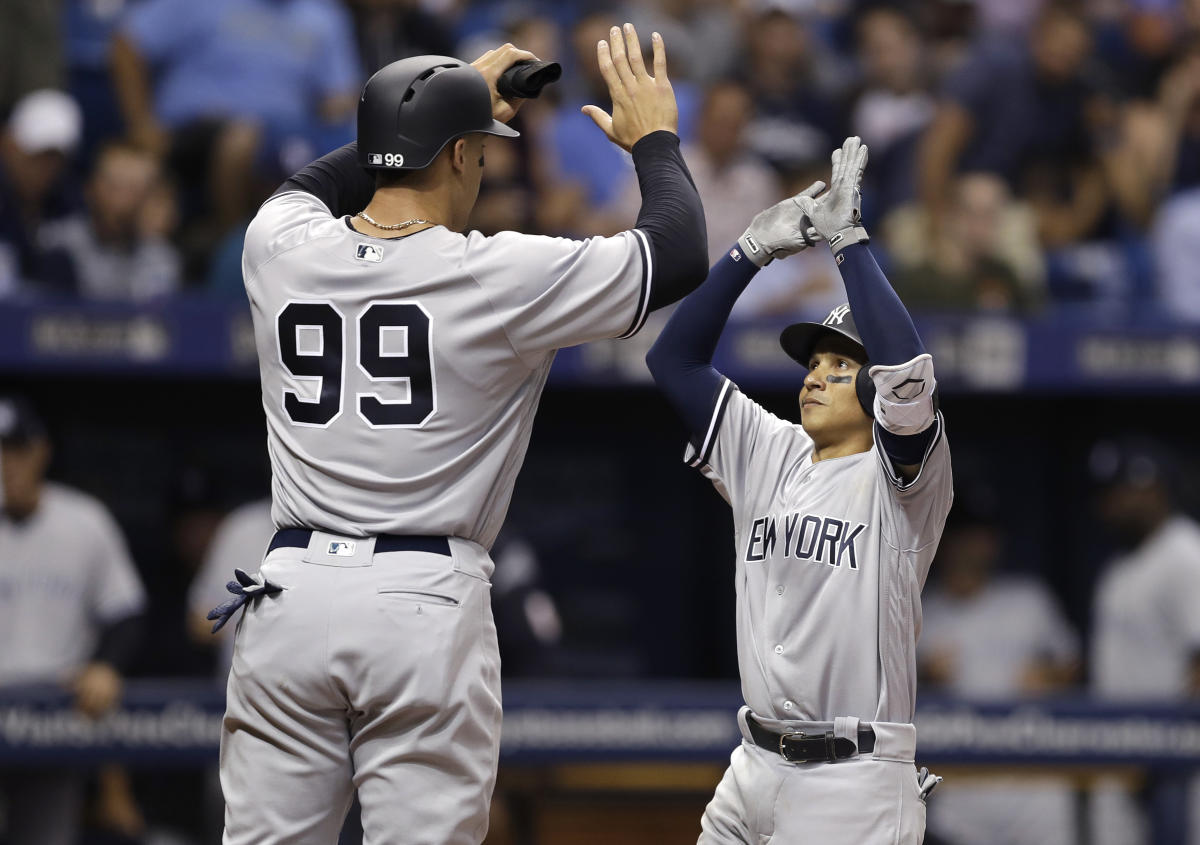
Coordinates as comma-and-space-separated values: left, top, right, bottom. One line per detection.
1148, 516, 1200, 567
462, 228, 635, 266
244, 191, 342, 270
40, 482, 119, 532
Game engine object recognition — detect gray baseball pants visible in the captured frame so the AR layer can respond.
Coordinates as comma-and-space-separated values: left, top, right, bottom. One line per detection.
220, 532, 502, 845
698, 709, 926, 844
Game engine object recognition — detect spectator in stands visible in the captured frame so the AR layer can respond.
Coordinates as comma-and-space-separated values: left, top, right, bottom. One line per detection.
543, 11, 639, 236
850, 6, 935, 221
738, 7, 843, 179
615, 79, 781, 264
109, 0, 362, 259
39, 140, 181, 301
0, 0, 65, 111
0, 397, 146, 845
0, 89, 82, 298
625, 0, 741, 85
1088, 438, 1200, 845
917, 2, 1111, 251
1153, 186, 1200, 320
345, 0, 455, 77
919, 491, 1080, 845
886, 172, 1045, 313
64, 0, 132, 167
1109, 39, 1200, 231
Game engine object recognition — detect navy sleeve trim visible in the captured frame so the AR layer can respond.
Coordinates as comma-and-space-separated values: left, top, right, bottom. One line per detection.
618, 228, 654, 338
875, 412, 945, 493
688, 378, 734, 468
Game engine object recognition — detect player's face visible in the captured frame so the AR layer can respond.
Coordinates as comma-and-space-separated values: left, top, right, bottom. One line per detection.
798, 336, 871, 444
0, 437, 50, 519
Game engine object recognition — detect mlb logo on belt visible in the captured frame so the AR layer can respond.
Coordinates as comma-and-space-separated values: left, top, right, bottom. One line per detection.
356, 244, 383, 263
328, 541, 357, 556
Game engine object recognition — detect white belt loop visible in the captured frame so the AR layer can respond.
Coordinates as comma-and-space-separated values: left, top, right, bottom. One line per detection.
833, 716, 861, 751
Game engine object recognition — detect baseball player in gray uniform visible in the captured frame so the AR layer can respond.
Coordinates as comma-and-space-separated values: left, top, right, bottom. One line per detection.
208, 29, 707, 845
0, 397, 146, 845
646, 137, 952, 844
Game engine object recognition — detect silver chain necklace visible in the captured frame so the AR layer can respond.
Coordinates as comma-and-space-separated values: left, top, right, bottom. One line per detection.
356, 210, 434, 231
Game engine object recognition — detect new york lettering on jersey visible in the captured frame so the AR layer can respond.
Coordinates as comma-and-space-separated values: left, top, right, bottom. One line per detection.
744, 511, 868, 568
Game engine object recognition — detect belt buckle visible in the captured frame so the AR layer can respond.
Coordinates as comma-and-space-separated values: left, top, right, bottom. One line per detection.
778, 731, 808, 763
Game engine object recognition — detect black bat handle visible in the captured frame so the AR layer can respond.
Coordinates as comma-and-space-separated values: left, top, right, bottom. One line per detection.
496, 60, 562, 100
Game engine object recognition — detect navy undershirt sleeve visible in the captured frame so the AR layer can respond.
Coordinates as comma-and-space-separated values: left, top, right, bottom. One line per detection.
92, 613, 144, 674
835, 242, 937, 463
836, 243, 924, 365
646, 248, 758, 437
629, 131, 709, 311
274, 142, 375, 219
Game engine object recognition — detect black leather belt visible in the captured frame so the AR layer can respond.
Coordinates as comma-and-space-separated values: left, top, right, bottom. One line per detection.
269, 528, 450, 557
746, 714, 875, 764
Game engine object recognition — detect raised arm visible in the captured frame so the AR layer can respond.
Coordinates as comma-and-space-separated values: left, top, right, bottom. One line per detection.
646, 182, 826, 435
583, 24, 707, 310
798, 136, 939, 477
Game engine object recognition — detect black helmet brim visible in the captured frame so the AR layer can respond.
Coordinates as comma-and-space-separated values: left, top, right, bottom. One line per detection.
779, 322, 866, 367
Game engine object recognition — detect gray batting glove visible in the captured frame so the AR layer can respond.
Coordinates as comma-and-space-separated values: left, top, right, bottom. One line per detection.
796, 136, 870, 254
735, 180, 826, 267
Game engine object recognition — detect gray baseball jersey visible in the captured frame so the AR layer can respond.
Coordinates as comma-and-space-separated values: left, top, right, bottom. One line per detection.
687, 381, 952, 724
921, 576, 1079, 697
188, 498, 274, 678
243, 191, 652, 547
1092, 515, 1200, 699
0, 483, 146, 684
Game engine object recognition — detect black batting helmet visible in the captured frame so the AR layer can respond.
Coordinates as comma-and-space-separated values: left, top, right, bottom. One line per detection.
358, 55, 519, 171
780, 303, 875, 416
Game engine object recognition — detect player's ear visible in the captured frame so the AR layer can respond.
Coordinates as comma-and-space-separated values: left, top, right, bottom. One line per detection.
450, 138, 468, 173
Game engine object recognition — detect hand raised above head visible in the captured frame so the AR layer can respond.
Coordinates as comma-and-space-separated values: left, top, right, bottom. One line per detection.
582, 23, 678, 152
736, 180, 827, 267
471, 43, 540, 124
797, 136, 870, 247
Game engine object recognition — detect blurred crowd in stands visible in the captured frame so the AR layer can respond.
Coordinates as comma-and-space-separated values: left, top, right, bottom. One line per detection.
0, 0, 1198, 318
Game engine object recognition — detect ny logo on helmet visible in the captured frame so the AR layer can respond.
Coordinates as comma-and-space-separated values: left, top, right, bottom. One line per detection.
824, 304, 851, 326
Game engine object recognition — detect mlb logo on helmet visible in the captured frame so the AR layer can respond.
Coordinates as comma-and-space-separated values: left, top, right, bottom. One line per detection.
368, 153, 383, 165
356, 244, 383, 263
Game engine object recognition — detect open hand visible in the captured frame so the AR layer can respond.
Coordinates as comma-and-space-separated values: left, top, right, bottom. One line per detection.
583, 23, 677, 152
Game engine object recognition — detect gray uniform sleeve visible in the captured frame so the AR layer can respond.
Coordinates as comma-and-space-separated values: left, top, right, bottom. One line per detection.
875, 413, 953, 558
86, 504, 146, 624
684, 381, 809, 515
243, 191, 331, 293
461, 228, 652, 360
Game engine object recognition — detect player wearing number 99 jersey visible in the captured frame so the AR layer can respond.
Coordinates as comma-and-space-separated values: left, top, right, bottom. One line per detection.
218, 32, 706, 845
